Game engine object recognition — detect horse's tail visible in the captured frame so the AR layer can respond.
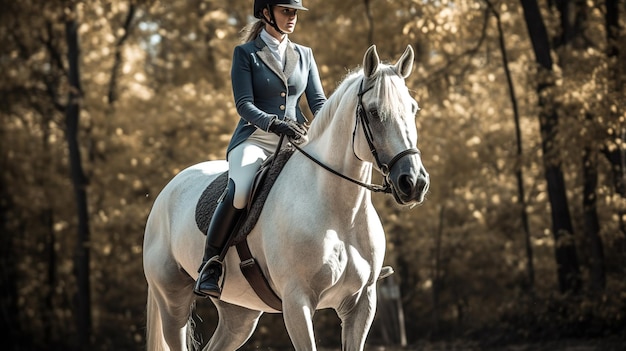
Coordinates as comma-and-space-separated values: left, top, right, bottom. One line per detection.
186, 301, 201, 350
146, 285, 169, 351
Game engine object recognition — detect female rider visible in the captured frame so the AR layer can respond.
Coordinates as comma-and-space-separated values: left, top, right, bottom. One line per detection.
194, 0, 327, 298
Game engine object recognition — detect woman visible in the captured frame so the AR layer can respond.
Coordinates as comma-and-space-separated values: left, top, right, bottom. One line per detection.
194, 0, 327, 298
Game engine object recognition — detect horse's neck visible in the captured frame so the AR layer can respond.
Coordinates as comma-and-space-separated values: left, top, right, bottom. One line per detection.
309, 101, 364, 162
302, 111, 374, 207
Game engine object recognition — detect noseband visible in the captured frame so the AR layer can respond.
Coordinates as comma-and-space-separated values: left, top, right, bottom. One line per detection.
292, 79, 421, 194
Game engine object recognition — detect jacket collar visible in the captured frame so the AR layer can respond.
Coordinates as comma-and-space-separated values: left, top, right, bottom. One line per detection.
254, 36, 299, 85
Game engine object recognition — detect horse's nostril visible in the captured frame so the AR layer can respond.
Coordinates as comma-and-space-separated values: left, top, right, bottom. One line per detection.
417, 178, 428, 193
398, 174, 416, 196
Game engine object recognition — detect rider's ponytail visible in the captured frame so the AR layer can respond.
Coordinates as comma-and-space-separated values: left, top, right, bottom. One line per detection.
241, 20, 265, 43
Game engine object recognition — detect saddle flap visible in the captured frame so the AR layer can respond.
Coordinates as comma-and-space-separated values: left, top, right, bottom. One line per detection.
195, 146, 296, 245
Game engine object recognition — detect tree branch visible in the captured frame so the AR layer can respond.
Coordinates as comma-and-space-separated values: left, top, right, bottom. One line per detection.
484, 0, 534, 290
422, 8, 490, 87
40, 21, 68, 75
108, 3, 137, 105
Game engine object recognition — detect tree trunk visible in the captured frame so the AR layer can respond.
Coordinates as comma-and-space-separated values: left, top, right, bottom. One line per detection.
487, 0, 534, 290
555, 0, 608, 294
519, 0, 582, 294
42, 208, 56, 343
107, 4, 136, 106
605, 0, 626, 274
606, 0, 621, 86
582, 141, 606, 292
431, 204, 444, 334
605, 0, 625, 192
0, 154, 21, 349
64, 16, 92, 349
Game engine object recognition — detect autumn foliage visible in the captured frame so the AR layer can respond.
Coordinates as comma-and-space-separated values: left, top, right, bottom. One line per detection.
1, 0, 625, 350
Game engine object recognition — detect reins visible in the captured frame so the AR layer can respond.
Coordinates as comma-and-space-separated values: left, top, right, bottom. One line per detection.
291, 142, 391, 193
290, 78, 420, 194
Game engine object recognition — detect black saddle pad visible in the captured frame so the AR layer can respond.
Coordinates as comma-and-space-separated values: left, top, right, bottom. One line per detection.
195, 147, 295, 246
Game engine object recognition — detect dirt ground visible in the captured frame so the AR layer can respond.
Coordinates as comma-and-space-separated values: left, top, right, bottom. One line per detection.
313, 338, 625, 351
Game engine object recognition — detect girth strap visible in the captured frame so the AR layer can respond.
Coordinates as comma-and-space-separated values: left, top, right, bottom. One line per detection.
235, 241, 283, 311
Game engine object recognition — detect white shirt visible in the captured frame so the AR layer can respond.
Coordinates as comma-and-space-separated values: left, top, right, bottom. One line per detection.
260, 29, 288, 69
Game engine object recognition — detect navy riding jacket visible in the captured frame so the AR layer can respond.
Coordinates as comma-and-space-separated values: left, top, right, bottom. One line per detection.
227, 36, 327, 156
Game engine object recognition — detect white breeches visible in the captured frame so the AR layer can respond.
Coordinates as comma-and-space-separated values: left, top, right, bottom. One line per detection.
227, 131, 281, 209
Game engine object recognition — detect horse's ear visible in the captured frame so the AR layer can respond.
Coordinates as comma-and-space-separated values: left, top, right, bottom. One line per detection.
363, 45, 380, 78
394, 45, 414, 79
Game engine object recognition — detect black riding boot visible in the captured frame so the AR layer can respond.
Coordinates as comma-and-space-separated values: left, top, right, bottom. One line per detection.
194, 179, 244, 298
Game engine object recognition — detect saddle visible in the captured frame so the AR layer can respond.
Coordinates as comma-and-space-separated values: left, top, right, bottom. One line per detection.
194, 146, 295, 310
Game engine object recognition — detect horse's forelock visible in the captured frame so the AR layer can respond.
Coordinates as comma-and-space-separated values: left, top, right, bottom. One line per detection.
371, 65, 414, 121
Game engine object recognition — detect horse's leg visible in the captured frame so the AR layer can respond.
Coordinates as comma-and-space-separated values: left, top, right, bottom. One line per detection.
203, 300, 263, 351
153, 286, 195, 351
282, 290, 317, 351
338, 284, 377, 351
145, 253, 196, 351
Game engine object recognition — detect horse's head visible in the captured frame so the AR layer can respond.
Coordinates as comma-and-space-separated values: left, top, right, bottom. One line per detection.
355, 45, 430, 206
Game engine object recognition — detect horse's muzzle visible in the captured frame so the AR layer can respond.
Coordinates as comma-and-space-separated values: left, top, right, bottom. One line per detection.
390, 158, 430, 206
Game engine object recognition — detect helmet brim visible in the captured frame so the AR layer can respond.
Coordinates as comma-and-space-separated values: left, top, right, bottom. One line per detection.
278, 4, 308, 11
254, 2, 308, 19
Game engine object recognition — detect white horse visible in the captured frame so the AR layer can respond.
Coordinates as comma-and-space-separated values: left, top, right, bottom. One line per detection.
143, 45, 429, 351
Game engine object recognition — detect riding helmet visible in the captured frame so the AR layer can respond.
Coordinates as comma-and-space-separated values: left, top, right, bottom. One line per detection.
254, 0, 308, 19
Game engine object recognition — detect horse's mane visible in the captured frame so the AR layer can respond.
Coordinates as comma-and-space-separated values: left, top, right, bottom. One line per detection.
307, 70, 361, 139
308, 64, 415, 140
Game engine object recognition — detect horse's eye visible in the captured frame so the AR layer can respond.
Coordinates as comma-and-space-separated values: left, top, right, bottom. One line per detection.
369, 109, 379, 119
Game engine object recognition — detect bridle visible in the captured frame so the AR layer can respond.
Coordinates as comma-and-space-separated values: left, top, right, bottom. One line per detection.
291, 79, 421, 194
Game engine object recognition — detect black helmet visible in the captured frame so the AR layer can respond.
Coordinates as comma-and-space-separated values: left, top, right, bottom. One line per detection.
254, 0, 308, 19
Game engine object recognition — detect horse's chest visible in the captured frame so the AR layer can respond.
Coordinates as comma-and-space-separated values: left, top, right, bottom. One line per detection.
320, 234, 381, 285
312, 241, 377, 308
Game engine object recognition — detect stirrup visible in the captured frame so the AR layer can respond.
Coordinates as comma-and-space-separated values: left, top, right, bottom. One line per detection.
193, 256, 223, 298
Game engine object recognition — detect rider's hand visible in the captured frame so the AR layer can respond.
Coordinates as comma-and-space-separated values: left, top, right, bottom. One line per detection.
268, 118, 307, 140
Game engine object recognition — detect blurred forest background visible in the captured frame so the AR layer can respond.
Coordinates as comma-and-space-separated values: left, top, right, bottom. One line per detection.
1, 0, 626, 350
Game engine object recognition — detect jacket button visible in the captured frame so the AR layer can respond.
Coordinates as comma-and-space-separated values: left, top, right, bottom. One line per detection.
280, 92, 286, 97
279, 105, 286, 111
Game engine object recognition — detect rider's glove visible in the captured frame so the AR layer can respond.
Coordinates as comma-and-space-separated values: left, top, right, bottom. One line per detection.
268, 117, 307, 140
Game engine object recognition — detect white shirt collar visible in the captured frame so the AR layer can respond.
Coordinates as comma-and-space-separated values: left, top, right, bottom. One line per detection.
260, 29, 289, 68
